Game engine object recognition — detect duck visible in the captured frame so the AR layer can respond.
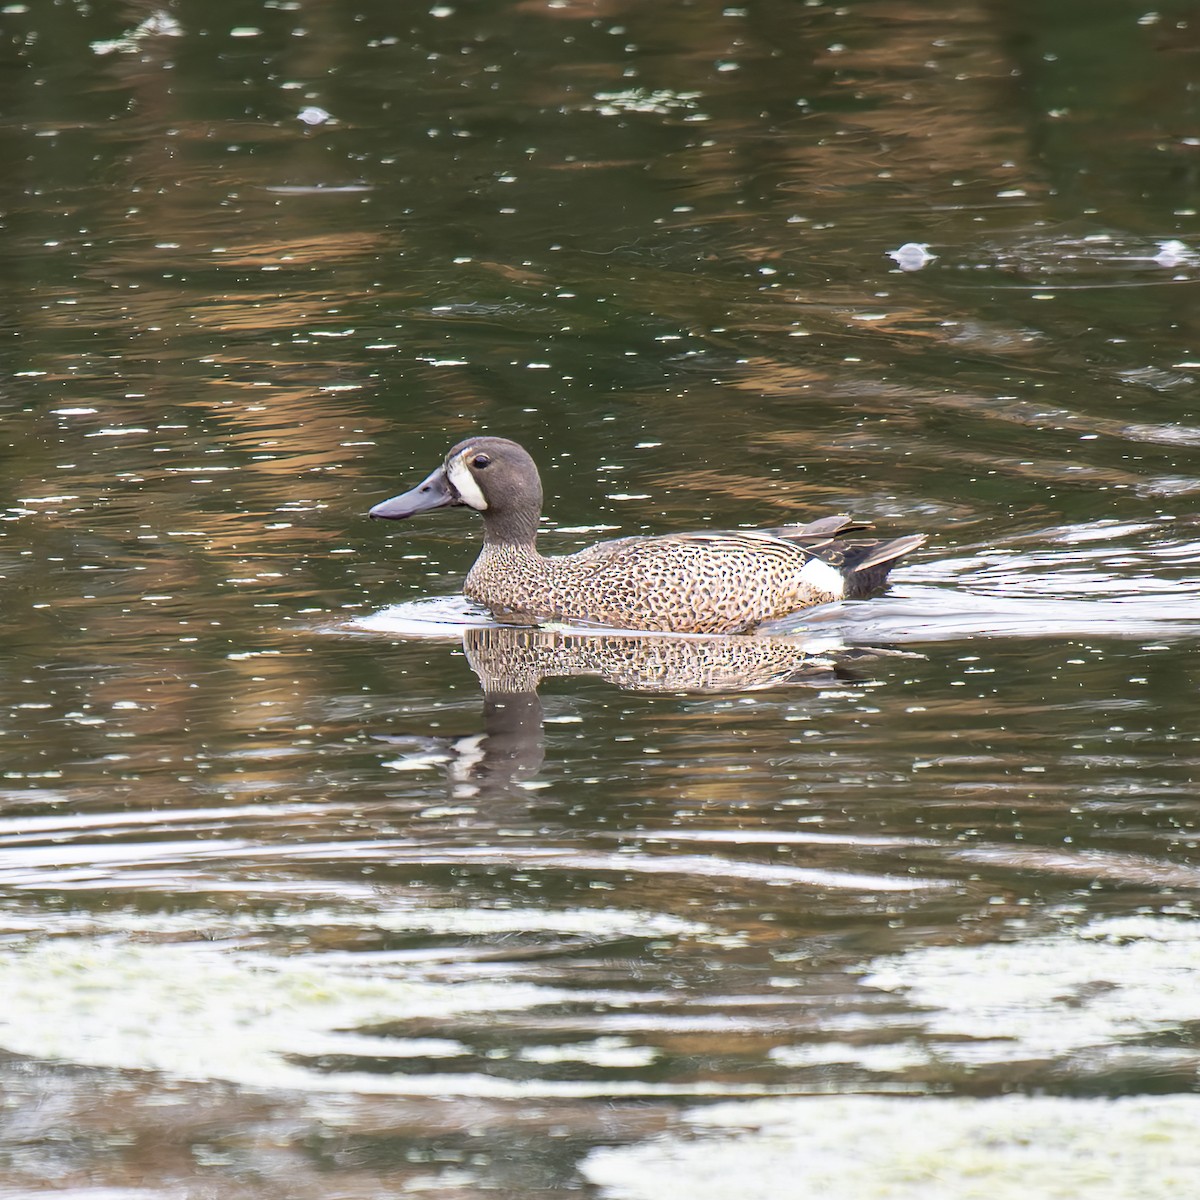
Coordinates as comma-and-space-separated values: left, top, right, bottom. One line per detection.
368, 436, 924, 635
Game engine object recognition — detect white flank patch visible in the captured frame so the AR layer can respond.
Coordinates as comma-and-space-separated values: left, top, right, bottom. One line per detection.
800, 556, 846, 598
447, 452, 488, 510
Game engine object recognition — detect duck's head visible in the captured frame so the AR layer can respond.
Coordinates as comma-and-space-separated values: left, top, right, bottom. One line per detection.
369, 436, 543, 543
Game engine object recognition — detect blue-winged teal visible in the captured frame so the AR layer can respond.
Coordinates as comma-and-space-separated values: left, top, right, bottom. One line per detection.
368, 436, 925, 635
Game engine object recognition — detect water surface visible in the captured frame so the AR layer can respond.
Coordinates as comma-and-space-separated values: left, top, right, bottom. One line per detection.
2, 1, 1200, 1196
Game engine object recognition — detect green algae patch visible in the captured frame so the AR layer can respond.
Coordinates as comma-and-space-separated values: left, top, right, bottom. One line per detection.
583, 1094, 1200, 1200
0, 934, 569, 1091
859, 914, 1200, 1065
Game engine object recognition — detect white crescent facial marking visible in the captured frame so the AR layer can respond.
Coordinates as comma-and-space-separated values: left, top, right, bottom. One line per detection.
800, 556, 846, 598
446, 451, 488, 511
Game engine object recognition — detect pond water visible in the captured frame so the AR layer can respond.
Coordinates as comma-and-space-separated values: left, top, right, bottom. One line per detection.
2, 0, 1200, 1196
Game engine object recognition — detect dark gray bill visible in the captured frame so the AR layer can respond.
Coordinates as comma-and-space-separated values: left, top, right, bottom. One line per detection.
368, 465, 461, 519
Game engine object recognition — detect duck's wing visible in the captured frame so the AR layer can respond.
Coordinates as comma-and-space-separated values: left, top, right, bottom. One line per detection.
764, 513, 873, 544
560, 528, 802, 567
561, 516, 900, 566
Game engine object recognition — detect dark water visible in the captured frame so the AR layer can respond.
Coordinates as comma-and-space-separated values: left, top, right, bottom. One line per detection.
2, 1, 1200, 1196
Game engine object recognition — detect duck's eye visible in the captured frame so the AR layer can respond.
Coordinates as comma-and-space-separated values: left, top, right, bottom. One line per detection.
472, 454, 491, 469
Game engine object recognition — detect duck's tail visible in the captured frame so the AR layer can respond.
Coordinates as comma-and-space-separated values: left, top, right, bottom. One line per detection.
838, 533, 926, 597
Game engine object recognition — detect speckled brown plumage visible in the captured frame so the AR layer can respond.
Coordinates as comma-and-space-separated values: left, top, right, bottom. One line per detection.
369, 436, 925, 635
466, 534, 835, 633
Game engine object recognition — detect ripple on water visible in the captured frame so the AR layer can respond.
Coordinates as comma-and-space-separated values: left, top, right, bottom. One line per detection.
345, 595, 494, 638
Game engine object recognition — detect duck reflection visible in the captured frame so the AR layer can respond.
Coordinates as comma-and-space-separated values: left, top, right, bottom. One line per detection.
460, 624, 850, 695
379, 624, 882, 802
